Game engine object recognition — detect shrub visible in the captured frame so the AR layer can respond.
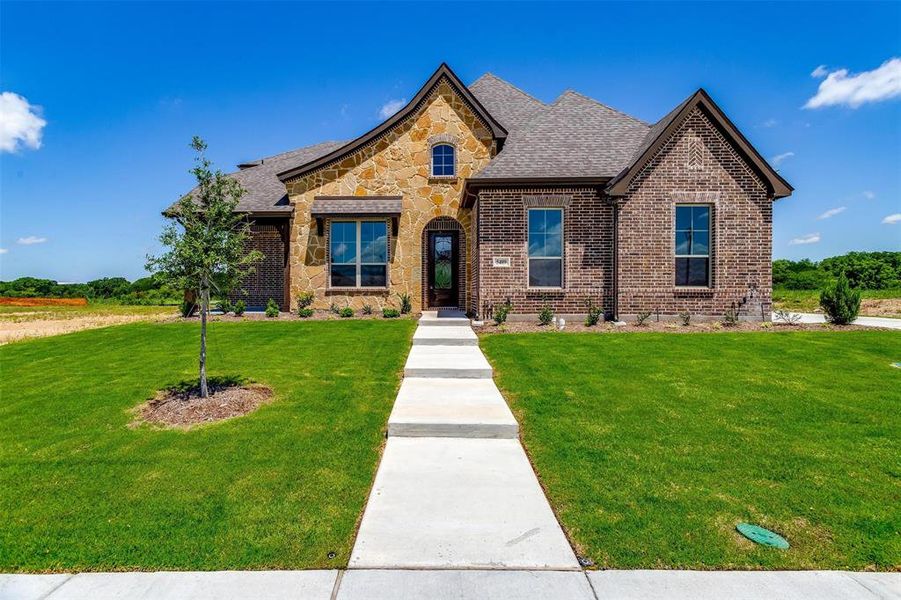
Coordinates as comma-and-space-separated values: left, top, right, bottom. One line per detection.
722, 307, 740, 327
297, 291, 314, 311
297, 308, 313, 318
382, 308, 400, 318
233, 300, 246, 316
585, 298, 602, 327
398, 292, 413, 314
362, 304, 373, 315
216, 299, 233, 314
773, 309, 801, 324
820, 273, 861, 325
179, 300, 197, 318
678, 311, 691, 326
265, 298, 280, 318
492, 299, 513, 325
635, 311, 652, 326
339, 307, 354, 318
538, 303, 554, 326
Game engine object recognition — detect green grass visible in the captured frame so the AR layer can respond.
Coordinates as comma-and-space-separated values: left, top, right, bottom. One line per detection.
0, 319, 414, 572
773, 287, 901, 316
482, 331, 901, 570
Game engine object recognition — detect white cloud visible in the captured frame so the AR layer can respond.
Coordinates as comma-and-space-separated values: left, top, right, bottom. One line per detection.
882, 213, 901, 225
817, 206, 846, 220
804, 57, 901, 109
0, 92, 46, 153
862, 190, 876, 200
17, 236, 47, 245
811, 65, 830, 78
789, 233, 821, 245
0, 248, 7, 254
771, 151, 795, 167
761, 118, 778, 128
378, 98, 406, 119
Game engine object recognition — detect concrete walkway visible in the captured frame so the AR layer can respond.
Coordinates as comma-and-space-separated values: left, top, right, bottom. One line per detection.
350, 309, 578, 570
774, 311, 901, 329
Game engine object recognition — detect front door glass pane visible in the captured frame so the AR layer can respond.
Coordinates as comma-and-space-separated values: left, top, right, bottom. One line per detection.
433, 235, 452, 289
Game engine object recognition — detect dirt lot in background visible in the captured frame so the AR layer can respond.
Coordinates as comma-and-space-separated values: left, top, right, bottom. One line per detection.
0, 305, 174, 344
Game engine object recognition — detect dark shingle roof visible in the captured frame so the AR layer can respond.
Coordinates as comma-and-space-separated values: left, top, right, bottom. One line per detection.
468, 73, 546, 132
473, 90, 650, 179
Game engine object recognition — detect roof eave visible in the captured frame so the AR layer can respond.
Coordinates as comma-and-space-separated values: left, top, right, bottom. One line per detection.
462, 176, 612, 207
276, 63, 508, 183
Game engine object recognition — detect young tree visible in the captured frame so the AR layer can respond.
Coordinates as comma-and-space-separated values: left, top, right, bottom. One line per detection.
147, 137, 262, 397
819, 272, 861, 325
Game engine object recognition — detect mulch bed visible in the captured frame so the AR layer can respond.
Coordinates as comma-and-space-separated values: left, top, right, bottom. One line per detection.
194, 311, 415, 322
475, 320, 878, 335
134, 381, 273, 429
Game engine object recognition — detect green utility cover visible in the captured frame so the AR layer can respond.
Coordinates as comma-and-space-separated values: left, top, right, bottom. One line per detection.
736, 523, 789, 549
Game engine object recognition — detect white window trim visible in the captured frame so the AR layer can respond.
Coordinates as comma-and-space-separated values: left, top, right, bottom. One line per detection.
526, 207, 564, 290
674, 203, 711, 288
329, 218, 390, 289
430, 143, 456, 178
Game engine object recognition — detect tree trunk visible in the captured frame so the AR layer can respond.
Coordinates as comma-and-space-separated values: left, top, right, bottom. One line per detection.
199, 284, 209, 398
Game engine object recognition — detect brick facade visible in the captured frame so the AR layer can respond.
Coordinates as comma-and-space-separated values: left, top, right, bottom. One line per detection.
229, 218, 288, 310
616, 107, 772, 320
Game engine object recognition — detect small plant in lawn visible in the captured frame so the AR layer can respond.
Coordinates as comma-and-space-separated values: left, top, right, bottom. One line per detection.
722, 307, 740, 327
339, 307, 354, 318
493, 299, 513, 325
635, 311, 652, 326
233, 299, 246, 316
774, 309, 802, 324
265, 298, 280, 318
398, 292, 413, 314
678, 311, 691, 326
382, 308, 400, 318
585, 298, 602, 327
538, 303, 554, 326
820, 273, 861, 325
297, 308, 313, 318
329, 302, 340, 315
362, 304, 373, 315
296, 291, 314, 314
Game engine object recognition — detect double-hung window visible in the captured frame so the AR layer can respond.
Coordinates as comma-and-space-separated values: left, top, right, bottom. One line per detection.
330, 220, 388, 288
528, 208, 563, 288
675, 205, 710, 286
431, 144, 455, 177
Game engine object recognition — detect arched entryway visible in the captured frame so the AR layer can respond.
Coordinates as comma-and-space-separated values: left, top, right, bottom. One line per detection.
421, 217, 466, 309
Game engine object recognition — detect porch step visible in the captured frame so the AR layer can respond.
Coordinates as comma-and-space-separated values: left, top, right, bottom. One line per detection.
419, 310, 470, 327
404, 345, 493, 379
388, 378, 518, 438
412, 326, 478, 346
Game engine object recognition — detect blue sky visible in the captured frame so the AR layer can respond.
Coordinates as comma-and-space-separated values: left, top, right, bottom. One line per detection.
1, 1, 899, 282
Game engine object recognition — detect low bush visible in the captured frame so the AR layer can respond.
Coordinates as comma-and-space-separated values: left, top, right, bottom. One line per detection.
398, 292, 412, 314
297, 291, 314, 312
216, 299, 233, 314
585, 298, 602, 327
722, 307, 740, 327
362, 304, 373, 315
297, 308, 313, 318
233, 300, 246, 316
538, 304, 554, 326
265, 298, 280, 318
339, 307, 354, 318
493, 300, 513, 325
329, 303, 340, 315
820, 273, 861, 325
382, 308, 400, 318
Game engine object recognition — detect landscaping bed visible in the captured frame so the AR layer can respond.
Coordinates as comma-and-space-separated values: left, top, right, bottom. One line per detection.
476, 320, 878, 335
0, 319, 415, 572
482, 330, 901, 570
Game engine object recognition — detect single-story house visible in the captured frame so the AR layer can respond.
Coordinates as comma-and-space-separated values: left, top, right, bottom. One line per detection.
170, 63, 792, 320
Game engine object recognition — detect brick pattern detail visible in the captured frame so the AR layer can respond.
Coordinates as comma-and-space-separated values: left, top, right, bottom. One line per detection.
229, 220, 286, 310
474, 187, 614, 317
421, 217, 467, 309
616, 107, 773, 320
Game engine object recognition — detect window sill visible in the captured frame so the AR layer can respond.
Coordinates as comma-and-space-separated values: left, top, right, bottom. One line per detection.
326, 287, 391, 294
673, 286, 715, 296
429, 176, 458, 184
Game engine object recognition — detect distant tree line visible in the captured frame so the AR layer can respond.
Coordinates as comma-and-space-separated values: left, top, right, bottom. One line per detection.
773, 251, 901, 290
0, 274, 180, 305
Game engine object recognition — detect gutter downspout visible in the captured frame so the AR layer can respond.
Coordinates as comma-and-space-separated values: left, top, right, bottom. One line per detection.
612, 200, 620, 321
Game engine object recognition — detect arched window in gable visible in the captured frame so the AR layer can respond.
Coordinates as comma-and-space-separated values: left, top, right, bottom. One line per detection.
431, 143, 456, 177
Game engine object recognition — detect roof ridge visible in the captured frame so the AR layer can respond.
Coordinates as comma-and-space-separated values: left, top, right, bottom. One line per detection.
555, 89, 649, 126
471, 72, 546, 107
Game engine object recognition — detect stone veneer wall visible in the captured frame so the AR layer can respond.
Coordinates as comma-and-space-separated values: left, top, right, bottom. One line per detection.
474, 187, 615, 318
616, 107, 773, 320
283, 79, 495, 313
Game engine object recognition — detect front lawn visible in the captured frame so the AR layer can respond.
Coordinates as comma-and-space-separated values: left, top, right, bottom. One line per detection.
0, 319, 414, 572
482, 330, 901, 570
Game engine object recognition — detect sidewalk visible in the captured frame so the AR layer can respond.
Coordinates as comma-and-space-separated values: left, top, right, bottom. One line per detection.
3, 569, 898, 599
774, 311, 901, 330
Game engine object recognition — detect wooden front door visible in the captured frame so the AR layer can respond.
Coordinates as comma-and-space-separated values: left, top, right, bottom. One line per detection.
427, 231, 458, 308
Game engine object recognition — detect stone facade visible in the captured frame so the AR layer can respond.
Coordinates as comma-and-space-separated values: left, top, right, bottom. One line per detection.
616, 107, 773, 320
283, 79, 495, 313
474, 187, 615, 318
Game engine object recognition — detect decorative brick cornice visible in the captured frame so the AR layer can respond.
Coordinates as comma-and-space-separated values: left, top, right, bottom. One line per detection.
428, 133, 460, 147
670, 191, 721, 202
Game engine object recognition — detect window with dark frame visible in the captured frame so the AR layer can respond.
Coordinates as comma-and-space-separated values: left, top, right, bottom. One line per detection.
431, 144, 455, 177
329, 220, 388, 288
528, 208, 563, 288
675, 205, 710, 287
